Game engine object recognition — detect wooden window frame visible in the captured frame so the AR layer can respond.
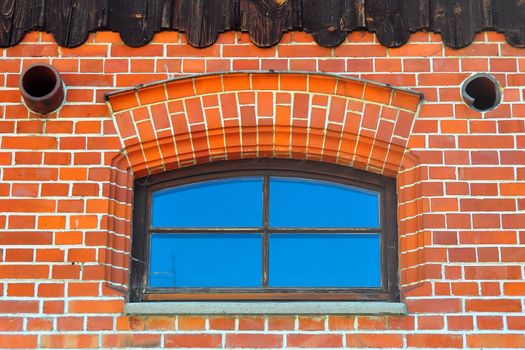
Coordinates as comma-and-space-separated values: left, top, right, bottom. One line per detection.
130, 159, 399, 302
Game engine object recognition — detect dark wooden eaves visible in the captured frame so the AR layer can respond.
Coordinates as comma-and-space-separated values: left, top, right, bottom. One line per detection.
1, 0, 524, 49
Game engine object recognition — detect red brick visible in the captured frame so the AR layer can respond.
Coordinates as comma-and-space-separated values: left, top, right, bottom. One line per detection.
0, 300, 39, 313
467, 334, 525, 348
69, 299, 124, 314
0, 335, 38, 349
226, 334, 282, 348
0, 317, 23, 331
298, 316, 325, 330
466, 299, 522, 312
165, 334, 222, 348
407, 334, 463, 348
238, 316, 265, 330
209, 317, 236, 330
287, 334, 342, 348
346, 334, 403, 348
102, 334, 161, 348
178, 316, 206, 330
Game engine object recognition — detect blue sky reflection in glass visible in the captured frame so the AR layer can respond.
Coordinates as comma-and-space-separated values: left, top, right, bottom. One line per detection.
149, 234, 262, 287
269, 177, 380, 228
151, 177, 263, 228
269, 234, 381, 287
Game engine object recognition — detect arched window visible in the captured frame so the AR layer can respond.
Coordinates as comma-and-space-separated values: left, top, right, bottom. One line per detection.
130, 159, 398, 302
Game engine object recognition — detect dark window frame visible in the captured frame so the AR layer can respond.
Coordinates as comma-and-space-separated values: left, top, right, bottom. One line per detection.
130, 159, 399, 302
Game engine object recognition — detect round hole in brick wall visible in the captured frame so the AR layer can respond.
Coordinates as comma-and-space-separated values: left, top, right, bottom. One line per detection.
461, 73, 501, 112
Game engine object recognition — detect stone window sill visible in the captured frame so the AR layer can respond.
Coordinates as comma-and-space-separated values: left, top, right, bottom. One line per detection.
124, 301, 407, 315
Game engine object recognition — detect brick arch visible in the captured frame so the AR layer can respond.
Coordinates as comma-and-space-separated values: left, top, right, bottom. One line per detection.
104, 72, 422, 290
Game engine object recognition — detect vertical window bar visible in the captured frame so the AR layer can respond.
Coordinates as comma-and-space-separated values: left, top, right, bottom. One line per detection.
262, 174, 270, 287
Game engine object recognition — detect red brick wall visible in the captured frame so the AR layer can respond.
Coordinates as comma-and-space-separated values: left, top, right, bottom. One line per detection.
0, 30, 524, 349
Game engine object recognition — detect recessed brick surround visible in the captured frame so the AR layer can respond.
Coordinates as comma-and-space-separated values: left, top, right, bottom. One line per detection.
104, 72, 422, 291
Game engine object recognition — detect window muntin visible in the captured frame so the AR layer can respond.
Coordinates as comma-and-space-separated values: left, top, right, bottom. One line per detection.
131, 159, 398, 302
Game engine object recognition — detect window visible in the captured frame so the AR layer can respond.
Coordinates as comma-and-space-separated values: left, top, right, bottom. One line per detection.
130, 159, 398, 302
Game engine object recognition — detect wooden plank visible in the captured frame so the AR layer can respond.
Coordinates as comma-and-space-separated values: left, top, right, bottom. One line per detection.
172, 0, 235, 48
494, 0, 525, 47
108, 0, 164, 47
44, 0, 73, 47
430, 0, 484, 49
45, 0, 106, 47
0, 0, 17, 46
1, 0, 525, 48
65, 0, 106, 47
240, 0, 294, 47
302, 0, 359, 47
0, 0, 40, 47
365, 0, 426, 47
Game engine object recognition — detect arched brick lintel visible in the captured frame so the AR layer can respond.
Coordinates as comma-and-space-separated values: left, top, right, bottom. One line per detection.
107, 72, 422, 177
104, 72, 423, 291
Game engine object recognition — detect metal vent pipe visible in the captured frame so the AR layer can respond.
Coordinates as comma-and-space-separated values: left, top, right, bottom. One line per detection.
19, 63, 65, 115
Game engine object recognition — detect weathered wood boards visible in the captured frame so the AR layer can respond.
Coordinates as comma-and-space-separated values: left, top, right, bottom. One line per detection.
1, 0, 524, 49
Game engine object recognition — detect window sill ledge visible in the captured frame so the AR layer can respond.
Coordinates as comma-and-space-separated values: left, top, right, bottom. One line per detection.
124, 301, 407, 315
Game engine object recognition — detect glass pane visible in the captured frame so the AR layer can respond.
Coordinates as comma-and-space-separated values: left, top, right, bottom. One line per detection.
149, 234, 262, 288
151, 177, 263, 228
269, 234, 381, 287
269, 177, 380, 228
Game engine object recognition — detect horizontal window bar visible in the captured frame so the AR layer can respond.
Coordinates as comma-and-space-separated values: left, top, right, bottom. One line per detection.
150, 228, 263, 234
149, 228, 382, 234
268, 228, 382, 234
142, 291, 391, 302
144, 287, 386, 294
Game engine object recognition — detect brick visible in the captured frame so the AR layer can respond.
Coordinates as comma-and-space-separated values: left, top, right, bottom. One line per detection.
209, 316, 236, 330
287, 334, 342, 348
406, 298, 462, 313
467, 334, 525, 348
418, 316, 444, 330
0, 335, 38, 349
346, 334, 403, 348
407, 334, 463, 348
102, 334, 162, 348
87, 316, 114, 331
508, 316, 525, 330
268, 316, 295, 330
7, 282, 34, 296
165, 334, 222, 348
0, 300, 39, 313
57, 317, 84, 331
178, 316, 206, 330
69, 299, 124, 314
447, 316, 473, 330
357, 316, 387, 330
3, 168, 58, 181
27, 317, 53, 331
465, 266, 522, 280
0, 265, 48, 279
466, 299, 522, 312
226, 334, 282, 348
0, 317, 23, 331
477, 316, 503, 330
143, 316, 174, 330
238, 316, 265, 330
298, 316, 325, 330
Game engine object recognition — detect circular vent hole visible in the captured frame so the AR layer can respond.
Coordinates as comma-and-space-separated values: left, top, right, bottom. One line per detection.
461, 74, 501, 112
21, 65, 59, 98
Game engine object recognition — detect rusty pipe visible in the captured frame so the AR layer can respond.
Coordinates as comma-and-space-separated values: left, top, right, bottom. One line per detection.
19, 63, 65, 115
